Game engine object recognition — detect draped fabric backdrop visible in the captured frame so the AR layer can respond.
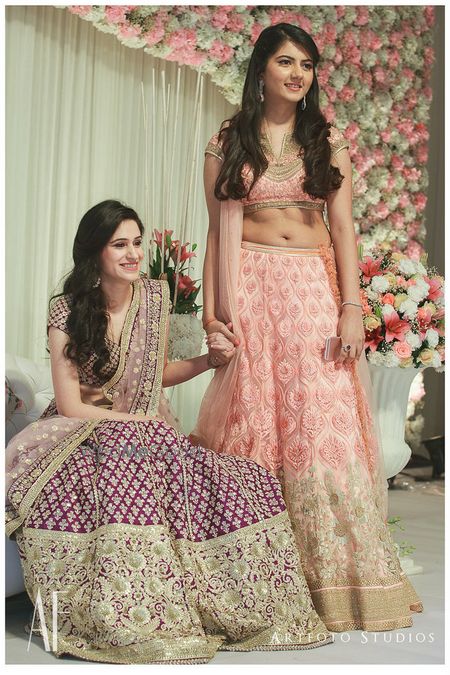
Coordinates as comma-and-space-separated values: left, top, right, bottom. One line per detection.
5, 5, 443, 435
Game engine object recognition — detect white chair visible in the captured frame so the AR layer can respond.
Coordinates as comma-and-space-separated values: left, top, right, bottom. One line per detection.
5, 353, 53, 596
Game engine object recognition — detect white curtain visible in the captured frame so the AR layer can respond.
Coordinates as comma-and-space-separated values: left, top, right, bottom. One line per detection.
6, 5, 235, 431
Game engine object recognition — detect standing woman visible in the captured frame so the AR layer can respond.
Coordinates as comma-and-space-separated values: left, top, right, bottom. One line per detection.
193, 23, 422, 632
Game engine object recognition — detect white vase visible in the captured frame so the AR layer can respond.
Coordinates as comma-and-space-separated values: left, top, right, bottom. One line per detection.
368, 365, 425, 479
168, 314, 204, 361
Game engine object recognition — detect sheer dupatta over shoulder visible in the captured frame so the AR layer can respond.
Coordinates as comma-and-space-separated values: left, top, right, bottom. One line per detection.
6, 277, 170, 536
192, 200, 245, 451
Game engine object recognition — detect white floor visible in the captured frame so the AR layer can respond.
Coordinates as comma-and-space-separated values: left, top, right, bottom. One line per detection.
5, 482, 444, 665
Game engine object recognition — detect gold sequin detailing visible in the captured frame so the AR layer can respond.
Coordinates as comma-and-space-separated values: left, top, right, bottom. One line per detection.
16, 513, 332, 663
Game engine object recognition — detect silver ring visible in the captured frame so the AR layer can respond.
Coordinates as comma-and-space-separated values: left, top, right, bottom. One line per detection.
343, 344, 351, 352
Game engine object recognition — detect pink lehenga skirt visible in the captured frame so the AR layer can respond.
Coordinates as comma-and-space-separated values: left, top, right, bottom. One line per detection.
7, 416, 332, 664
217, 241, 423, 632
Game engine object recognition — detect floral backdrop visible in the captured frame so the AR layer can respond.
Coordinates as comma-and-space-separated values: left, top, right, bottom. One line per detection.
63, 5, 435, 259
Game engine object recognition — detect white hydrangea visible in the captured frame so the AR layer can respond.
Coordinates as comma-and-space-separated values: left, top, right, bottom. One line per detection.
397, 258, 417, 276
371, 275, 390, 293
425, 328, 440, 348
168, 315, 204, 361
405, 331, 422, 349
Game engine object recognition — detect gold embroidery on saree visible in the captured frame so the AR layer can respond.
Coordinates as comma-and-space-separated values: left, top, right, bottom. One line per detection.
17, 512, 331, 663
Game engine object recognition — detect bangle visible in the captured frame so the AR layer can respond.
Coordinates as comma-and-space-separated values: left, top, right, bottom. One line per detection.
341, 301, 362, 309
207, 354, 220, 369
203, 317, 217, 329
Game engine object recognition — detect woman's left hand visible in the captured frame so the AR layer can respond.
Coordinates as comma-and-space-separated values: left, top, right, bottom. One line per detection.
335, 306, 366, 365
206, 330, 236, 366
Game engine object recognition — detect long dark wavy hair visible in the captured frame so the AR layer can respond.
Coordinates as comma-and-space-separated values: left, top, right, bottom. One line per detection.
49, 199, 144, 379
214, 23, 344, 200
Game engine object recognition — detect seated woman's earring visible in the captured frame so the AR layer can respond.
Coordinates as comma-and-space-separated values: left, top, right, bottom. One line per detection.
258, 78, 264, 102
301, 94, 307, 111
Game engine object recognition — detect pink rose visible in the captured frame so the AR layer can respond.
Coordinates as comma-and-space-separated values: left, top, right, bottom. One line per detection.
105, 6, 128, 24
227, 15, 244, 32
344, 122, 360, 142
209, 40, 234, 64
416, 143, 429, 164
393, 341, 413, 359
250, 23, 264, 45
211, 9, 229, 29
69, 6, 93, 17
406, 241, 424, 261
355, 6, 369, 25
296, 15, 312, 33
145, 26, 165, 46
380, 130, 391, 143
375, 202, 390, 219
413, 193, 427, 212
391, 154, 405, 171
407, 221, 420, 238
340, 85, 355, 102
382, 293, 395, 306
398, 192, 409, 209
118, 24, 141, 39
392, 213, 405, 230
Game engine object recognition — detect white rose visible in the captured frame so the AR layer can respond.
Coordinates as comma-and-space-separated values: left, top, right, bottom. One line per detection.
397, 258, 417, 276
382, 304, 396, 316
405, 331, 422, 349
399, 299, 418, 319
425, 328, 439, 348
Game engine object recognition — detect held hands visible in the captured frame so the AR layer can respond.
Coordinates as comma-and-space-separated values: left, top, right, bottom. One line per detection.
335, 305, 365, 365
206, 321, 238, 367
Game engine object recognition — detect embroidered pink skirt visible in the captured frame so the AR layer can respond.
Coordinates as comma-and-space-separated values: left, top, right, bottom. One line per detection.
217, 241, 422, 632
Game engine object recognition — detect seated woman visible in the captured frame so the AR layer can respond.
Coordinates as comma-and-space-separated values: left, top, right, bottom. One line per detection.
5, 200, 332, 664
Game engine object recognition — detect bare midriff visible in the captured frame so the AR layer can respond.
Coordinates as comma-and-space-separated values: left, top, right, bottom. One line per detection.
242, 206, 331, 248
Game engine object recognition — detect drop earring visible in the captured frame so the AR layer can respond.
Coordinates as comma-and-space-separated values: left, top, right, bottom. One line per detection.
258, 79, 264, 102
301, 94, 307, 111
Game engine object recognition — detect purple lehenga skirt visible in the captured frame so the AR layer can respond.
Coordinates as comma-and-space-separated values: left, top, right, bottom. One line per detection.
9, 417, 332, 663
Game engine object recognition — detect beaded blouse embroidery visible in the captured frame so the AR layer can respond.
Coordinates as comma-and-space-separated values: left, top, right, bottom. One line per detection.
48, 295, 120, 386
205, 125, 349, 213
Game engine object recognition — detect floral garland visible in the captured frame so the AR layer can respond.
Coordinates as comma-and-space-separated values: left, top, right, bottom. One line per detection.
62, 5, 435, 257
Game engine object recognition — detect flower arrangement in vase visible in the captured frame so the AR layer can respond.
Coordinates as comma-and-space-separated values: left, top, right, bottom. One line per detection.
359, 248, 445, 369
149, 229, 204, 361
